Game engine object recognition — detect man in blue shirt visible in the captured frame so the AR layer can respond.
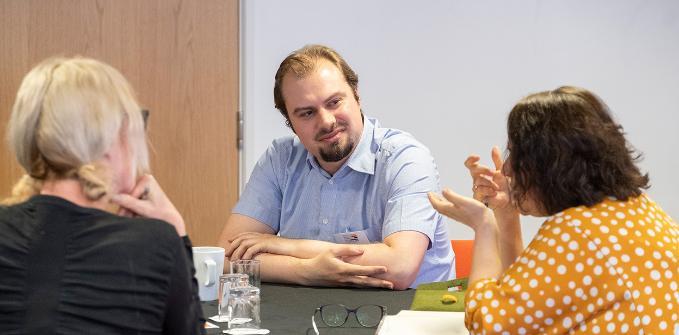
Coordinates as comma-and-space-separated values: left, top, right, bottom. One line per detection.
219, 45, 454, 290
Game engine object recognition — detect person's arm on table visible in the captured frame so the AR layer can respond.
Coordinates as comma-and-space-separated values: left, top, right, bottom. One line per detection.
223, 143, 438, 290
219, 214, 394, 289
216, 144, 394, 289
226, 223, 428, 290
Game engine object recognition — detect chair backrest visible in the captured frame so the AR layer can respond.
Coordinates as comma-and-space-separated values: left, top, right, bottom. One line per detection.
450, 239, 474, 279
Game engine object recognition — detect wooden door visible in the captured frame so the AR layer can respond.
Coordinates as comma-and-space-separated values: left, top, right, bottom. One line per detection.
0, 0, 239, 246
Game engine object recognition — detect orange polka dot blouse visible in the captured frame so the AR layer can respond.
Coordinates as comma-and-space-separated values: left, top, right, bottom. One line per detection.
465, 194, 678, 334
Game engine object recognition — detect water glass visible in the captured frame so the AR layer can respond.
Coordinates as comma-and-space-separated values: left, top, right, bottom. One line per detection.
228, 286, 261, 330
218, 273, 250, 322
230, 259, 261, 288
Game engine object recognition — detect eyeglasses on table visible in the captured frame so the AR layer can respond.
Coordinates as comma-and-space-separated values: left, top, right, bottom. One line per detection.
312, 304, 387, 335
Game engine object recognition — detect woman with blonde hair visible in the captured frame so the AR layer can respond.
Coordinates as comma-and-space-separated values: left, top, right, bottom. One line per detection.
430, 86, 678, 334
0, 57, 202, 334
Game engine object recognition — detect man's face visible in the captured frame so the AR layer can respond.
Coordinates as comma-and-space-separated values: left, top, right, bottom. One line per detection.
281, 59, 363, 174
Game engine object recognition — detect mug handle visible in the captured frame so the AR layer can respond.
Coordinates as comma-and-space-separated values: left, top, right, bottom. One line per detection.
204, 258, 216, 287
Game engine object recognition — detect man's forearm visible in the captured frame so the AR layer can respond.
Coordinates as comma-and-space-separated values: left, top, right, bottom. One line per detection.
340, 242, 423, 290
252, 253, 308, 285
278, 232, 429, 290
251, 248, 394, 289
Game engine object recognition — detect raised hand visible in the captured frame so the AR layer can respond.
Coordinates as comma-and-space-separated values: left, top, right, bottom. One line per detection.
111, 174, 186, 236
428, 188, 495, 232
464, 146, 513, 213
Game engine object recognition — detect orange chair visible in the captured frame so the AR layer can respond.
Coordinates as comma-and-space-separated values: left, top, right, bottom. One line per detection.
450, 239, 474, 279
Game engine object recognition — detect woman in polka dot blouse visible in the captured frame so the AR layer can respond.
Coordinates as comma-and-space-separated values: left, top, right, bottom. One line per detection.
429, 86, 678, 335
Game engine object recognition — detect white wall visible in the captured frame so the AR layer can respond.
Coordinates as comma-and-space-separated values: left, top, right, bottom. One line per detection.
241, 0, 679, 242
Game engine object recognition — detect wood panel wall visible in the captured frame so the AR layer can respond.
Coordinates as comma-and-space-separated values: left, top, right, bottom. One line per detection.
0, 0, 239, 246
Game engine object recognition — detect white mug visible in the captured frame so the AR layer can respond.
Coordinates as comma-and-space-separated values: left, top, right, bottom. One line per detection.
192, 246, 225, 301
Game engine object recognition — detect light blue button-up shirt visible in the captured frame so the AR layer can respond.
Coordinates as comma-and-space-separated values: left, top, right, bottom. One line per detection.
234, 117, 455, 287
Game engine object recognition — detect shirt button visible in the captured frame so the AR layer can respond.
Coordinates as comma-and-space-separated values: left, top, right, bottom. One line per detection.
322, 218, 328, 224
328, 180, 334, 185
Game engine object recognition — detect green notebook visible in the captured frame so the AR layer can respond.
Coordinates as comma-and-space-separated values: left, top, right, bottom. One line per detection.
410, 278, 468, 312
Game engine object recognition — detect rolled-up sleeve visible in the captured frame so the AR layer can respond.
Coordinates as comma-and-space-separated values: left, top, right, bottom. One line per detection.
380, 142, 442, 248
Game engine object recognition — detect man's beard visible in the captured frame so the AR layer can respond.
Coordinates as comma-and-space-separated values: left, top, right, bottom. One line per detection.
319, 140, 354, 162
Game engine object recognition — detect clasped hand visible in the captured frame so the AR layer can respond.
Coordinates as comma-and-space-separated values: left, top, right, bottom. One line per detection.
226, 232, 393, 289
226, 232, 292, 260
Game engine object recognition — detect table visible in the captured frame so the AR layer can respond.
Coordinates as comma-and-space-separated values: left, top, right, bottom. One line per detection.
202, 283, 416, 335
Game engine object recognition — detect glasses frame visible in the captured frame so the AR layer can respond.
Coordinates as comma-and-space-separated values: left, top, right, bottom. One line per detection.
141, 109, 150, 130
311, 304, 387, 335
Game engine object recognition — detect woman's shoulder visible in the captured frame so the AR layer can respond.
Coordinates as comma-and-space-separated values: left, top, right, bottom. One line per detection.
102, 215, 181, 244
545, 195, 643, 224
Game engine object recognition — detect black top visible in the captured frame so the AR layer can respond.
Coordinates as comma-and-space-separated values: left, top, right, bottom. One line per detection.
0, 195, 203, 335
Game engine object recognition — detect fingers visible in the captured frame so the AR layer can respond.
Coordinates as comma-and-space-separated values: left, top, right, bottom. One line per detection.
338, 262, 388, 277
473, 186, 497, 202
117, 207, 133, 217
329, 245, 366, 258
428, 192, 450, 212
227, 233, 273, 260
343, 276, 394, 289
227, 235, 254, 260
465, 156, 494, 176
111, 193, 153, 217
428, 192, 461, 221
228, 241, 245, 260
129, 174, 152, 199
491, 146, 504, 171
475, 174, 500, 190
241, 244, 261, 260
441, 188, 465, 204
463, 155, 480, 170
110, 175, 186, 236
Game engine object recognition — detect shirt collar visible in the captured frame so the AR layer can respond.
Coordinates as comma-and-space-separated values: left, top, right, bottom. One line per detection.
345, 117, 377, 175
305, 116, 378, 176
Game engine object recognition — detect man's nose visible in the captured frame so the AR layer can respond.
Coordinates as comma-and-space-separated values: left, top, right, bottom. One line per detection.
318, 108, 336, 128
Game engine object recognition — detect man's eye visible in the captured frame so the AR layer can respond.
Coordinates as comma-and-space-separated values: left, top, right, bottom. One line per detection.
300, 111, 313, 118
328, 98, 341, 108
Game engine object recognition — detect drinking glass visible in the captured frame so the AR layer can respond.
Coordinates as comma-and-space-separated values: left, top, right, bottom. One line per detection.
230, 259, 261, 288
218, 273, 250, 322
228, 286, 261, 330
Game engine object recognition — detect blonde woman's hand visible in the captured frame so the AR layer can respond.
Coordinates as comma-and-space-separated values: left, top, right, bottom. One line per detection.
111, 174, 187, 236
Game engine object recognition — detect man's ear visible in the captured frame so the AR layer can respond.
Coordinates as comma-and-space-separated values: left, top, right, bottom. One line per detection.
285, 117, 296, 134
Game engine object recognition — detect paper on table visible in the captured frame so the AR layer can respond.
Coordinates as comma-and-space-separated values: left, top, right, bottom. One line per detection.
204, 321, 220, 329
376, 310, 468, 335
209, 314, 229, 323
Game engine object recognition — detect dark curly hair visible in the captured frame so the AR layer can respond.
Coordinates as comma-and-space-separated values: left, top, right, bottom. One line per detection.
506, 86, 650, 215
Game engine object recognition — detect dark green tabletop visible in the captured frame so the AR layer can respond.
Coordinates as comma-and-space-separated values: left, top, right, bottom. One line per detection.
202, 283, 415, 335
